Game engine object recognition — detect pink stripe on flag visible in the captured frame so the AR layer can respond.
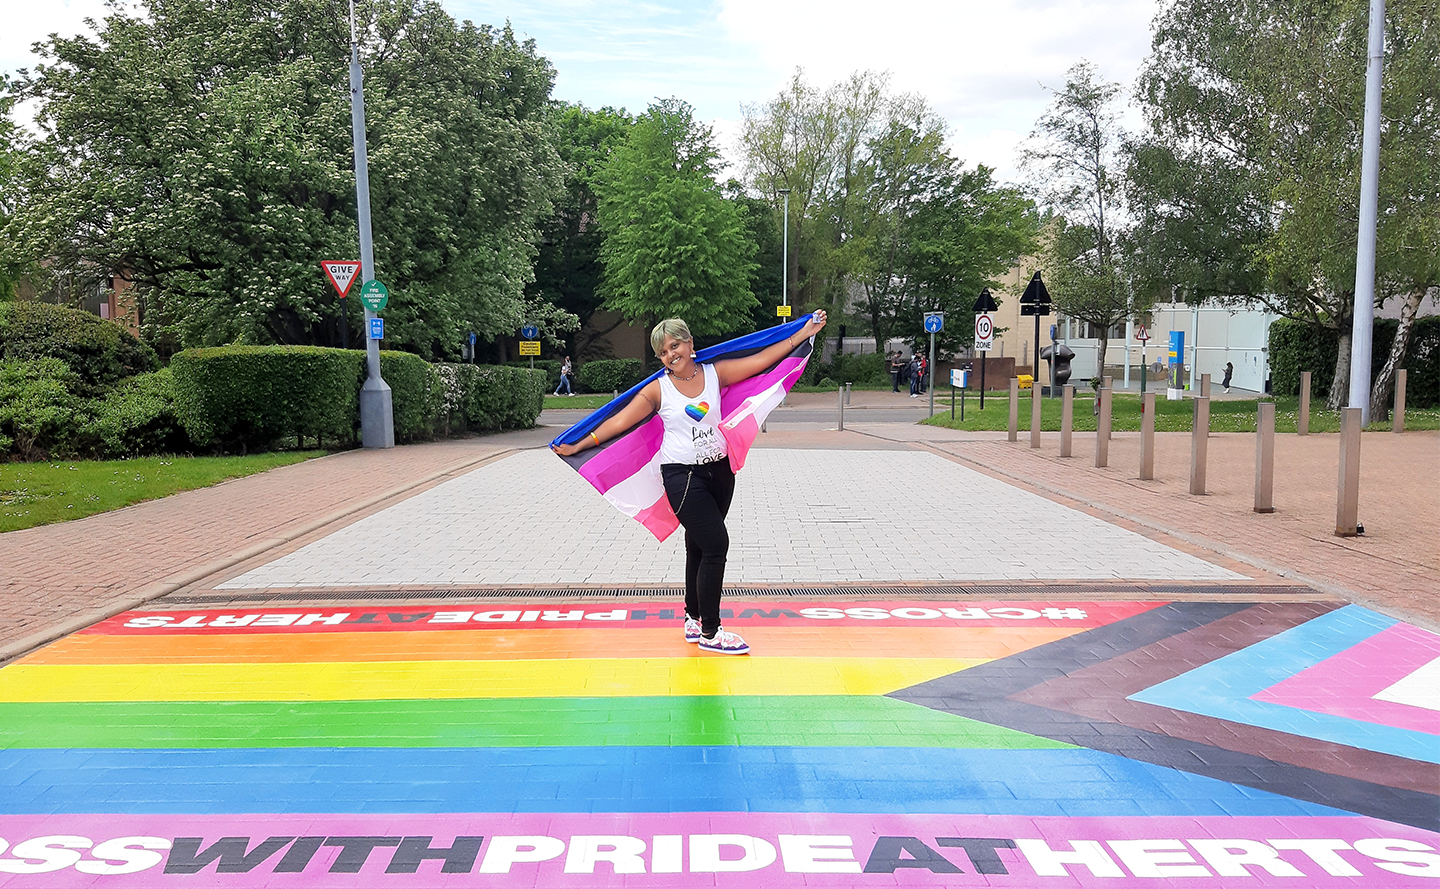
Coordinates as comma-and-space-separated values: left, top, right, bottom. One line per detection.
577, 416, 664, 494
721, 413, 761, 471
633, 493, 679, 541
719, 353, 808, 409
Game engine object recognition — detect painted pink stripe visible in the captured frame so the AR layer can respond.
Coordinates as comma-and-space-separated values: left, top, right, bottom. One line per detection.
718, 354, 807, 416
632, 493, 679, 541
578, 416, 664, 494
721, 413, 761, 472
1252, 622, 1440, 734
0, 813, 1427, 888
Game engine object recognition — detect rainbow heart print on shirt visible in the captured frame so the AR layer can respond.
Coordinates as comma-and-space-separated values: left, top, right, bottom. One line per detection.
684, 401, 710, 422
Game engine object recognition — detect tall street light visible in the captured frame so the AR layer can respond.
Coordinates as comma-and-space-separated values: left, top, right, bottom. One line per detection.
349, 0, 394, 447
778, 188, 791, 310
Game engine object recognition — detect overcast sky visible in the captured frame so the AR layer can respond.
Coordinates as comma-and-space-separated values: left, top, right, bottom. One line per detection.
2, 0, 1161, 184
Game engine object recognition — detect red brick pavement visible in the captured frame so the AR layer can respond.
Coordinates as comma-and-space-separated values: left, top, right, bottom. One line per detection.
861, 423, 1439, 628
0, 428, 555, 660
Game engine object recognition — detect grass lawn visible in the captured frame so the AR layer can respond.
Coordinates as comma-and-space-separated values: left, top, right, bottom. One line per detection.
922, 390, 1440, 434
0, 452, 326, 533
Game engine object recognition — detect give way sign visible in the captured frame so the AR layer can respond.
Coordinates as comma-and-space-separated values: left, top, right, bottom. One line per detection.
321, 261, 361, 297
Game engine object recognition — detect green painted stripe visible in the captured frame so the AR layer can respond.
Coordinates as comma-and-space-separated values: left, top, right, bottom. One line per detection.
0, 697, 1072, 750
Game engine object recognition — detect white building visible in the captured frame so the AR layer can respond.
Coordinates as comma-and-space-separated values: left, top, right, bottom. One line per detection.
1058, 301, 1281, 393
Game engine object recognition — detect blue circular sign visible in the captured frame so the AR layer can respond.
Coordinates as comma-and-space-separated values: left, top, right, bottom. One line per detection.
924, 313, 944, 333
521, 324, 539, 340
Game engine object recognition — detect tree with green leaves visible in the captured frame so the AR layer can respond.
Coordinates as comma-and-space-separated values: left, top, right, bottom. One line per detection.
10, 0, 566, 358
1021, 61, 1138, 379
0, 75, 26, 300
593, 98, 757, 336
1130, 0, 1439, 410
528, 103, 633, 360
849, 111, 1038, 355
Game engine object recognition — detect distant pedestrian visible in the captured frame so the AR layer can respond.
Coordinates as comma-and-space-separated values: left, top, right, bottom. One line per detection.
1222, 361, 1234, 393
890, 351, 905, 392
909, 355, 922, 397
554, 356, 574, 396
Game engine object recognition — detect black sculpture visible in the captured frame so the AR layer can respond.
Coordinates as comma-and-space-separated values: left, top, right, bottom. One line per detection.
1039, 341, 1075, 389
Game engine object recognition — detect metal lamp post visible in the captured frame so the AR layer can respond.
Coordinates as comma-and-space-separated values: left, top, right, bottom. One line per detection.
349, 0, 394, 448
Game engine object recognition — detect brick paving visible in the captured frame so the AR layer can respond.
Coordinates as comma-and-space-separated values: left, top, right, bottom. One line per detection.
0, 428, 555, 659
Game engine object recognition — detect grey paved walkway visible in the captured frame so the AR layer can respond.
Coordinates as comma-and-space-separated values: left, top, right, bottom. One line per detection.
217, 448, 1241, 588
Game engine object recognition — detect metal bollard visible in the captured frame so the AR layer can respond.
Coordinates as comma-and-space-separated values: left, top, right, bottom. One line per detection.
1030, 385, 1042, 449
1189, 396, 1210, 494
1298, 371, 1311, 435
1095, 387, 1111, 467
1008, 378, 1019, 442
1394, 368, 1407, 433
844, 382, 852, 405
1140, 391, 1156, 480
1255, 401, 1275, 513
838, 384, 845, 432
1060, 385, 1074, 457
1335, 407, 1361, 536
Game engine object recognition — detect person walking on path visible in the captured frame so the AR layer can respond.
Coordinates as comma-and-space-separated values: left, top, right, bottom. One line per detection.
552, 312, 827, 655
554, 356, 574, 396
1222, 361, 1234, 393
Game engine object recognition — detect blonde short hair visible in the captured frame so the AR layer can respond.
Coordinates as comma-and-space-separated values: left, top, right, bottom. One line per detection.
650, 318, 693, 355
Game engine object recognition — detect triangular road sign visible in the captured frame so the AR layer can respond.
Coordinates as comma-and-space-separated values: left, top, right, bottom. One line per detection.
321, 261, 361, 297
973, 287, 999, 313
1019, 271, 1051, 316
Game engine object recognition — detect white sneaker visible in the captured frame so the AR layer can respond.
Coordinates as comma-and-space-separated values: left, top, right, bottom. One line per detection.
698, 628, 750, 655
684, 617, 702, 643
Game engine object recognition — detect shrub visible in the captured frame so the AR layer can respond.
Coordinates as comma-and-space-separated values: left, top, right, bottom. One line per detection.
378, 351, 442, 442
826, 352, 889, 385
0, 358, 90, 460
437, 364, 546, 433
578, 358, 643, 394
90, 368, 191, 457
507, 358, 562, 388
0, 302, 158, 392
171, 346, 360, 450
1269, 316, 1440, 407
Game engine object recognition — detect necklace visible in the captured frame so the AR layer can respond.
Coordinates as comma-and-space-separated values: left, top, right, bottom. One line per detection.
670, 364, 701, 382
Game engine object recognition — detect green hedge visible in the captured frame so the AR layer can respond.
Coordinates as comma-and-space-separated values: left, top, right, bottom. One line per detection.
825, 352, 890, 385
91, 368, 190, 457
1269, 316, 1439, 407
171, 346, 359, 450
0, 358, 88, 460
578, 358, 643, 394
379, 351, 442, 442
436, 364, 545, 432
0, 302, 158, 392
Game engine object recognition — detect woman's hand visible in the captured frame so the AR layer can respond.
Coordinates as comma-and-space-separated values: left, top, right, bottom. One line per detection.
804, 310, 828, 337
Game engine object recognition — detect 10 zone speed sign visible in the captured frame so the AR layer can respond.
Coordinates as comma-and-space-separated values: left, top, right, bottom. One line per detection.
975, 313, 995, 351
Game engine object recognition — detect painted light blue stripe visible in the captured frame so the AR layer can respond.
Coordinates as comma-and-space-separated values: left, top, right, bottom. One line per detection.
0, 746, 1347, 816
1130, 605, 1436, 763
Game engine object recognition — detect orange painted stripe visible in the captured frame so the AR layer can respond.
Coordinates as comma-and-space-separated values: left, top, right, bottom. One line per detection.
22, 626, 1083, 665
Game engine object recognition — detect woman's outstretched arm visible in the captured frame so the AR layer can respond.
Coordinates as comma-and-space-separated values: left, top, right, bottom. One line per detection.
550, 381, 661, 457
714, 311, 827, 388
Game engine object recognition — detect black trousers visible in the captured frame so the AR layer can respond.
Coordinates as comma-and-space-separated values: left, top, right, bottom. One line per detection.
661, 458, 735, 637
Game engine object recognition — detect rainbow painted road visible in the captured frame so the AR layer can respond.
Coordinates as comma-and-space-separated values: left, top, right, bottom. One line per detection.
0, 596, 1437, 886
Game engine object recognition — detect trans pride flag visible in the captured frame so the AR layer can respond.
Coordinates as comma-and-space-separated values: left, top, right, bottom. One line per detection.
551, 315, 818, 541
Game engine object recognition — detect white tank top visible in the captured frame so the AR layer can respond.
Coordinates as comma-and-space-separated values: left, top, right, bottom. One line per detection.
657, 364, 727, 465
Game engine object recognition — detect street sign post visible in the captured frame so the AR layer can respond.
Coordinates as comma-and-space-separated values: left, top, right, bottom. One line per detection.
923, 313, 943, 417
521, 324, 539, 340
776, 305, 792, 318
1019, 271, 1052, 392
973, 288, 999, 409
368, 317, 384, 340
322, 261, 361, 350
520, 324, 540, 368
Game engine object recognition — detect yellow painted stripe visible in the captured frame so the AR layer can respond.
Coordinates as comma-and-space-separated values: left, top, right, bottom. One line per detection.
0, 658, 981, 702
